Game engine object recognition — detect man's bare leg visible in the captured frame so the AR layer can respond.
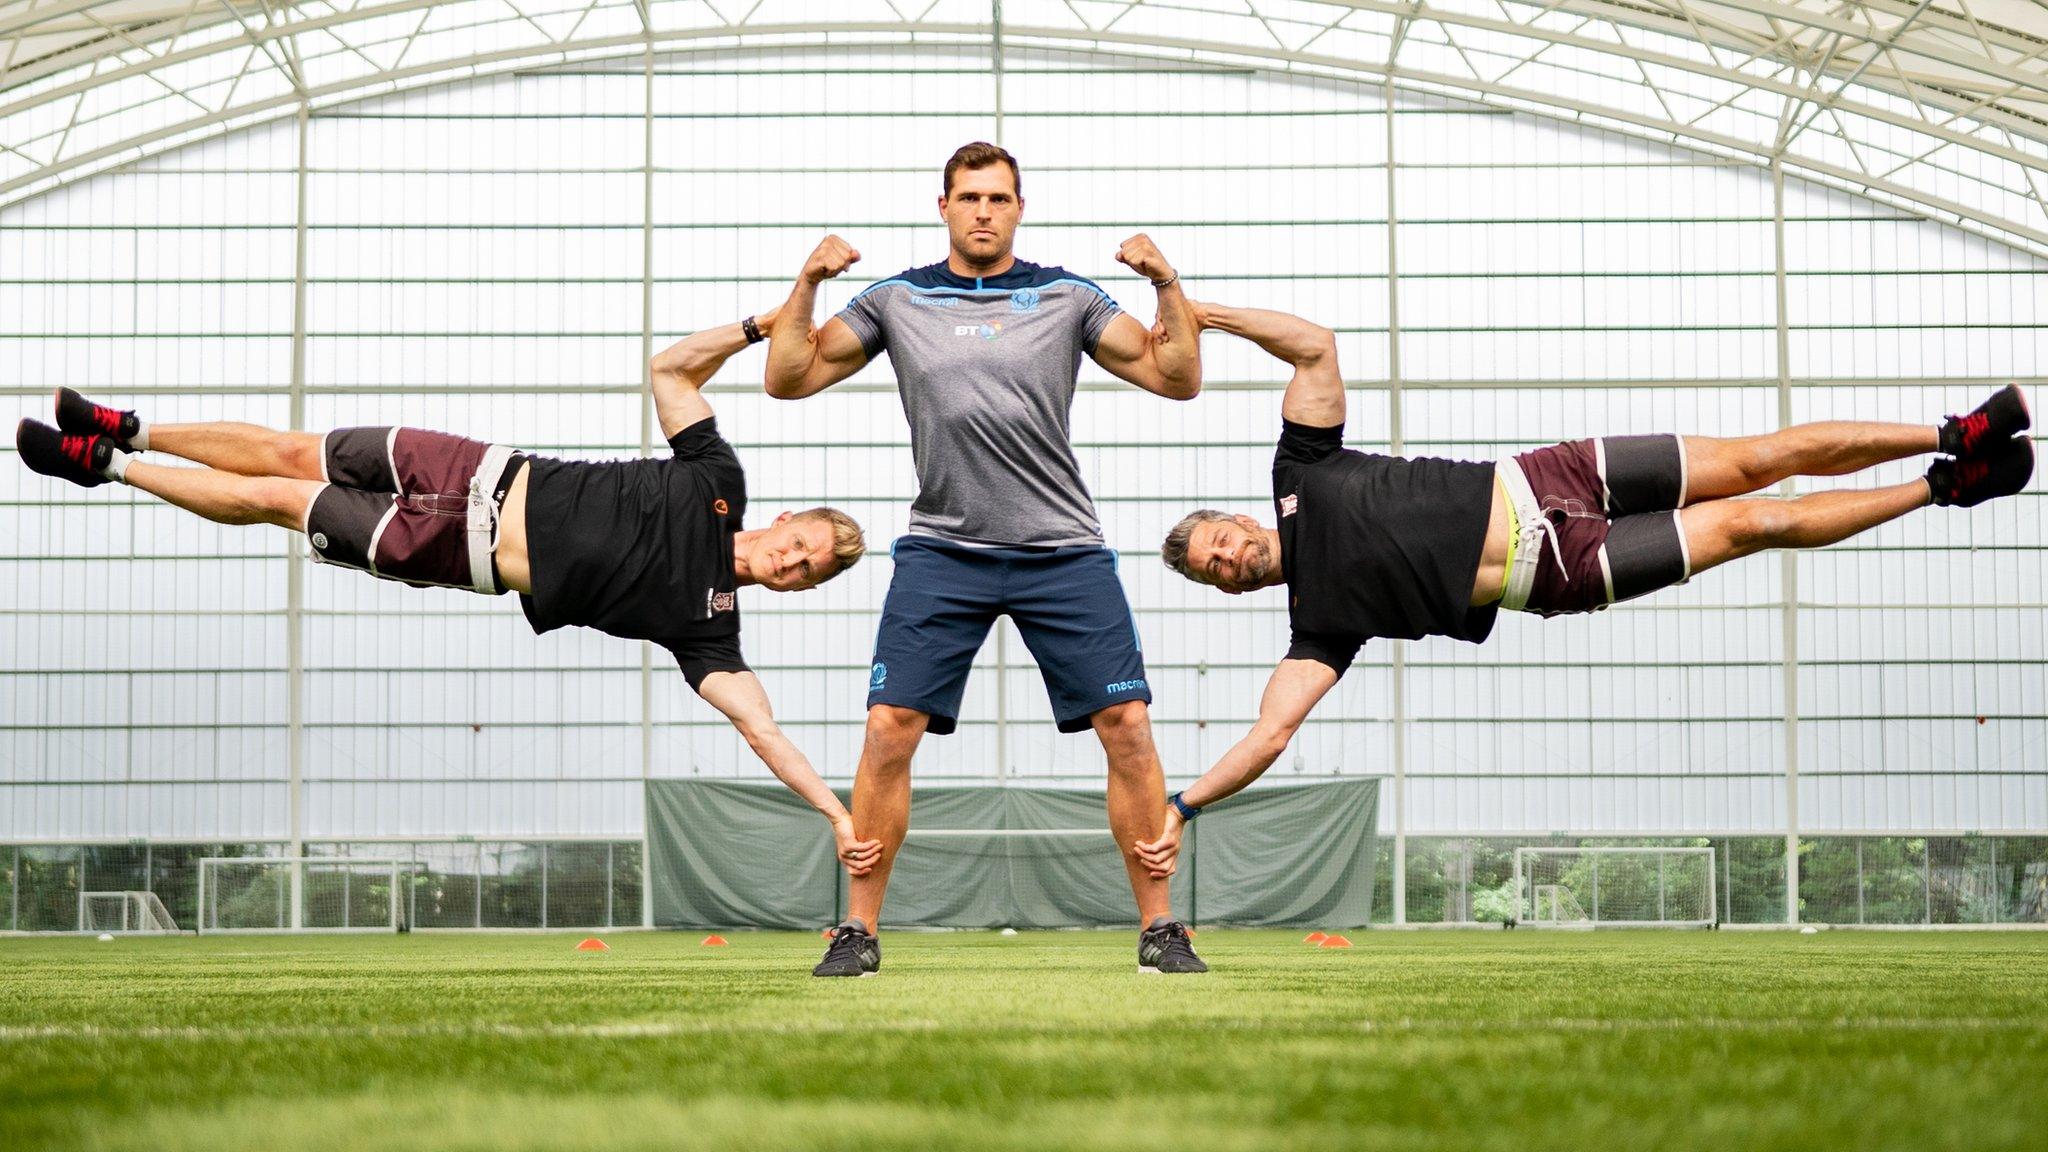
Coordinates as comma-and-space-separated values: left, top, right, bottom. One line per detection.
1093, 701, 1175, 926
1683, 423, 1938, 504
1681, 481, 1932, 575
147, 422, 327, 480
842, 704, 929, 931
122, 460, 322, 531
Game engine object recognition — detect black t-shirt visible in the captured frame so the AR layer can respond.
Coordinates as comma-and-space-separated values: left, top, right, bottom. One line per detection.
1273, 420, 1499, 676
519, 417, 749, 691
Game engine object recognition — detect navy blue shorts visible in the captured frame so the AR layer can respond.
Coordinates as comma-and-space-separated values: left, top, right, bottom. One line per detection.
867, 536, 1150, 735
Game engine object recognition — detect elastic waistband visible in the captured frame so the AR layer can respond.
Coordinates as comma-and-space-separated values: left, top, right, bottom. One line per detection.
1494, 456, 1545, 614
467, 446, 522, 596
493, 452, 527, 504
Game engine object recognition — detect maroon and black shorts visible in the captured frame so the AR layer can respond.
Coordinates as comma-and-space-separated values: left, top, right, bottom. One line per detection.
1508, 434, 1693, 616
304, 427, 522, 593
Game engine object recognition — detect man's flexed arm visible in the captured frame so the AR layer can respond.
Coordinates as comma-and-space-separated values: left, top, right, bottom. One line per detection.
648, 309, 777, 440
764, 235, 869, 400
695, 670, 882, 876
1133, 658, 1338, 877
1091, 233, 1201, 401
1193, 302, 1343, 428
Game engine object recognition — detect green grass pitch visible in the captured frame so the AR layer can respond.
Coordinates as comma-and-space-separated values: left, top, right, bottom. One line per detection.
4, 929, 2046, 1150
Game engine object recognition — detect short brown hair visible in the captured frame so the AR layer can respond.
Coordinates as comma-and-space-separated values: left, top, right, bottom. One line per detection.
1161, 510, 1236, 579
943, 142, 1021, 198
797, 507, 866, 576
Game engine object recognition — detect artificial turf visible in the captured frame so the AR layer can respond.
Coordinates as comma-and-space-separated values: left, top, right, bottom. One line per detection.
2, 929, 2045, 1151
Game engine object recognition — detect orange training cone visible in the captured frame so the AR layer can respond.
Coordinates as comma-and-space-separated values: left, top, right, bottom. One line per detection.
701, 934, 729, 947
575, 937, 609, 952
1305, 931, 1328, 944
1319, 935, 1353, 948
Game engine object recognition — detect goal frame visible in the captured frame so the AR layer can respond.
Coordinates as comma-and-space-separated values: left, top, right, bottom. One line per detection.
1513, 846, 1718, 929
196, 857, 408, 934
78, 890, 180, 934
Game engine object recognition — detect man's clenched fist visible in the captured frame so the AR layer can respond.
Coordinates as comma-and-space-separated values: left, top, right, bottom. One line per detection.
1115, 233, 1175, 286
803, 234, 861, 285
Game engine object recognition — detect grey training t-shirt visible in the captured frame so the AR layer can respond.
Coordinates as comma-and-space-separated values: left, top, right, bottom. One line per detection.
837, 259, 1121, 547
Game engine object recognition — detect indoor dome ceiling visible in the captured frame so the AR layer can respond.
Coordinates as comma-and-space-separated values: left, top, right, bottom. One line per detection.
3, 0, 2047, 251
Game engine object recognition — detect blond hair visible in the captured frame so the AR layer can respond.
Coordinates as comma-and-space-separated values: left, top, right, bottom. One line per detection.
796, 507, 866, 575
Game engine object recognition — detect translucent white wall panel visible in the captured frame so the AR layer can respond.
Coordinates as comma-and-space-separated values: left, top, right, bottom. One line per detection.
1792, 383, 2047, 832
1784, 187, 2048, 381
1394, 107, 1778, 383
2, 120, 296, 841
5, 46, 2044, 845
300, 780, 640, 839
0, 784, 285, 841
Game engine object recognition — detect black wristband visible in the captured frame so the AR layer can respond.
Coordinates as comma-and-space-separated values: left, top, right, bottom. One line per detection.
741, 316, 764, 344
1169, 791, 1201, 821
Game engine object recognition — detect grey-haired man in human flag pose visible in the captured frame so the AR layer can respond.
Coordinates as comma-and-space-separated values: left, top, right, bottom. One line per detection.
1136, 300, 2031, 876
766, 141, 1211, 976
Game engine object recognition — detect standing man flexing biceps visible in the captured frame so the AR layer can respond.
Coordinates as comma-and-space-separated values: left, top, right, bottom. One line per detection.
766, 142, 1210, 976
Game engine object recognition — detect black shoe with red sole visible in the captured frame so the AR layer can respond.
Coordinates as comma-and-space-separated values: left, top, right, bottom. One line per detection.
1928, 435, 2034, 508
16, 418, 115, 488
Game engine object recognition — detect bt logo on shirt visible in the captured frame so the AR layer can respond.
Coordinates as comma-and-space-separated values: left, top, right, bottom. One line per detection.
953, 322, 1004, 340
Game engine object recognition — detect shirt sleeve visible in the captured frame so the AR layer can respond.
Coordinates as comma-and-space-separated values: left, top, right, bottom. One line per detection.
1275, 419, 1345, 468
1285, 630, 1364, 677
1077, 283, 1122, 355
664, 632, 751, 694
667, 415, 733, 462
834, 283, 890, 361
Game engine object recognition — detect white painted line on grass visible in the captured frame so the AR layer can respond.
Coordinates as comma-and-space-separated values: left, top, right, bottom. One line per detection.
2, 1016, 2042, 1043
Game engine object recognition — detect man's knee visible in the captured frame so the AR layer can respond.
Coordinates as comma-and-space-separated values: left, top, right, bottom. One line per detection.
861, 705, 928, 768
245, 477, 313, 527
1092, 701, 1156, 757
1724, 499, 1794, 552
277, 432, 326, 479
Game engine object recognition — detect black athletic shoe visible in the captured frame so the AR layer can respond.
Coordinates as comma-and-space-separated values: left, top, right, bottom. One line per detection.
1928, 436, 2034, 507
17, 419, 114, 488
1138, 917, 1208, 974
55, 387, 143, 450
812, 919, 880, 977
1939, 384, 2030, 459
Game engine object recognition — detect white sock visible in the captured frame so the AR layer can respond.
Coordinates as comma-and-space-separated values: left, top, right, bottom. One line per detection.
104, 447, 134, 483
129, 420, 150, 452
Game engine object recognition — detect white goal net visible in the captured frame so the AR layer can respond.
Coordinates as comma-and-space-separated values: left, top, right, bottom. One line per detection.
78, 890, 179, 933
197, 858, 408, 933
1513, 847, 1717, 928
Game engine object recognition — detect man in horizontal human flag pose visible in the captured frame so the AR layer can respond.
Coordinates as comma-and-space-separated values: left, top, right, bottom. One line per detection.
17, 309, 884, 875
766, 141, 1209, 976
1137, 301, 2032, 871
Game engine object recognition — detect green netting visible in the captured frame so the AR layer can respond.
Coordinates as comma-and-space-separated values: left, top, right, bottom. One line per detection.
646, 779, 1380, 931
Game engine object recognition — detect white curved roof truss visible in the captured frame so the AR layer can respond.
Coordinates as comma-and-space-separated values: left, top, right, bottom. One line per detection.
2, 0, 2046, 253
